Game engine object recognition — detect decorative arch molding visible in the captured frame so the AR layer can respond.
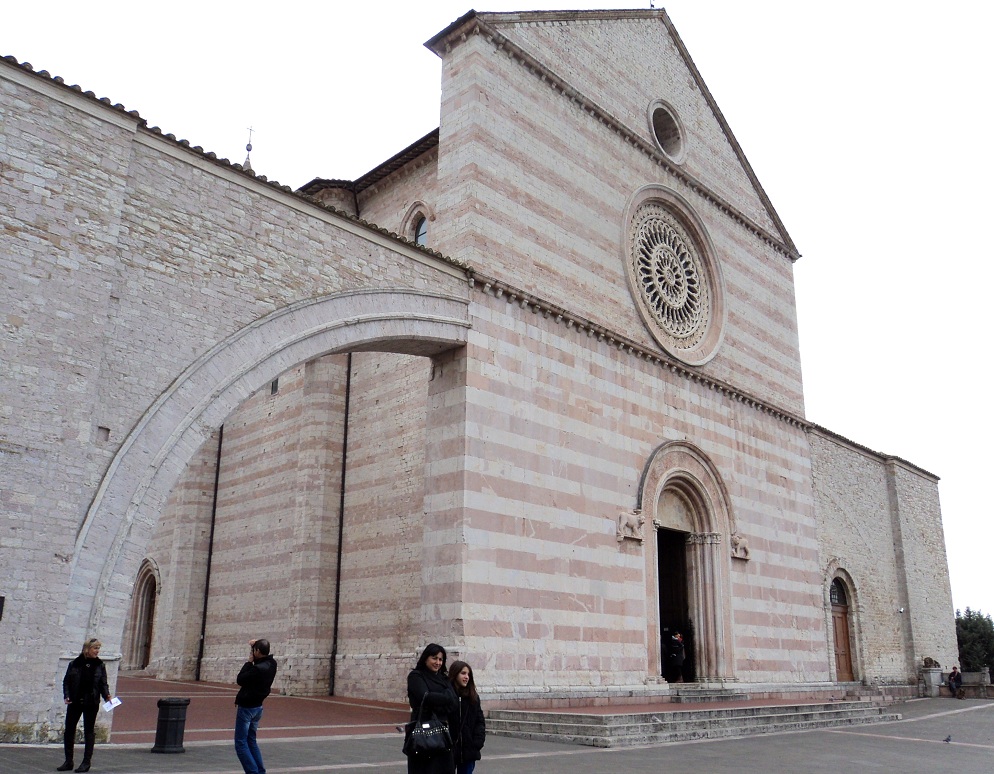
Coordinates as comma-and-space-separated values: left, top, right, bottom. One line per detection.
638, 440, 736, 681
66, 289, 471, 647
402, 201, 436, 244
635, 440, 734, 533
824, 559, 863, 682
824, 561, 861, 611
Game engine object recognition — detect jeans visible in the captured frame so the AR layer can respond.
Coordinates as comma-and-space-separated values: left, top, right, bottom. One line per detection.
234, 705, 265, 774
458, 763, 477, 774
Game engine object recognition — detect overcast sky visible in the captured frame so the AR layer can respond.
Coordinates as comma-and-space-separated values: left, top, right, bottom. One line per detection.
5, 1, 992, 619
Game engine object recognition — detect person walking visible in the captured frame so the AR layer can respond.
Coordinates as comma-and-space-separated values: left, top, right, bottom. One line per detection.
234, 638, 278, 774
406, 643, 457, 774
58, 637, 112, 772
448, 661, 486, 774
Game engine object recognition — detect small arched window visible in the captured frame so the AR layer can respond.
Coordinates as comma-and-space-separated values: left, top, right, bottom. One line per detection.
413, 215, 428, 246
830, 578, 848, 606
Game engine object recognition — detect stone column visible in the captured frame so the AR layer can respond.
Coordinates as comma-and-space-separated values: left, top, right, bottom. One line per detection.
686, 532, 727, 681
921, 667, 942, 697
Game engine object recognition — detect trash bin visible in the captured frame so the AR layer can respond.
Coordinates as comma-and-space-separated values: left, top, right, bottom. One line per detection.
151, 697, 190, 754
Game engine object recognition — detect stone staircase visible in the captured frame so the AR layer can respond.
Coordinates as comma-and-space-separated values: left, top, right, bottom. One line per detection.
487, 700, 902, 747
668, 686, 751, 703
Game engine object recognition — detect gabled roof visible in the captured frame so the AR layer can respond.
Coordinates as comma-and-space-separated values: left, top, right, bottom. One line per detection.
425, 9, 799, 260
298, 129, 439, 197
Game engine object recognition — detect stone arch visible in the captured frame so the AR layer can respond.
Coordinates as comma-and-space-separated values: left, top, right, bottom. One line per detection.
402, 201, 435, 245
65, 289, 471, 649
122, 558, 160, 670
638, 440, 736, 682
824, 561, 862, 682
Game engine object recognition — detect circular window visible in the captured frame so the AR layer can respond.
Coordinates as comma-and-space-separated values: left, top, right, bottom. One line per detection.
633, 204, 706, 342
647, 100, 685, 163
623, 188, 725, 365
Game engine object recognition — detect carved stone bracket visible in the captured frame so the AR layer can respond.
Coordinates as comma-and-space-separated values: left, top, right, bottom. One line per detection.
730, 532, 750, 560
617, 510, 646, 542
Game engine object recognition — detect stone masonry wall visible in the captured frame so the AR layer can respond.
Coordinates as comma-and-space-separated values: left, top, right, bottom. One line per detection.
890, 461, 958, 671
0, 60, 468, 734
332, 351, 433, 702
450, 291, 827, 692
358, 148, 439, 244
137, 351, 431, 702
430, 25, 804, 414
495, 14, 779, 234
809, 431, 956, 681
140, 432, 219, 680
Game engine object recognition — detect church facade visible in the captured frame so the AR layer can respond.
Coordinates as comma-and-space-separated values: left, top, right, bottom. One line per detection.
0, 9, 956, 739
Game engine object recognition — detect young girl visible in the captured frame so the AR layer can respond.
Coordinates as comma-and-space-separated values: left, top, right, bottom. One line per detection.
447, 661, 486, 774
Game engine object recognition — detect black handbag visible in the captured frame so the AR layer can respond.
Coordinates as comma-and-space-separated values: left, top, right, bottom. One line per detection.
403, 692, 452, 758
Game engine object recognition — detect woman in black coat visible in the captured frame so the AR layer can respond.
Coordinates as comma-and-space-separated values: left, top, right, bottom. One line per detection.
447, 660, 486, 774
59, 637, 112, 773
406, 643, 458, 774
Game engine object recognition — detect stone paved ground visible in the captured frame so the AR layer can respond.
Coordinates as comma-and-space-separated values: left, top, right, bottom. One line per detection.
3, 683, 992, 774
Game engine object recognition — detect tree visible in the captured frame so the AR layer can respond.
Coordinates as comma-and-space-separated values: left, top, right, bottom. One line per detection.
955, 608, 994, 676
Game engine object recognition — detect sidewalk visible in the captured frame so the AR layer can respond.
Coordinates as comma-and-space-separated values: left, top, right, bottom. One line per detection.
3, 679, 992, 774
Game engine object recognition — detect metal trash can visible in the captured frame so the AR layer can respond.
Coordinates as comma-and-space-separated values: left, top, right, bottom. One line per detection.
150, 697, 190, 754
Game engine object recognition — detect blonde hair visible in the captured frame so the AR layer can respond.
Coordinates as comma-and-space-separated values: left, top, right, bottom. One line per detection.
81, 637, 102, 654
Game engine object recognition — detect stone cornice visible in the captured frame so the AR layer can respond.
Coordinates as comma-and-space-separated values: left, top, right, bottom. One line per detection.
426, 16, 800, 263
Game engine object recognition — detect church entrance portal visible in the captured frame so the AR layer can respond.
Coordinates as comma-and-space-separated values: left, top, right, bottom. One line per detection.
658, 527, 694, 682
831, 579, 855, 681
640, 442, 736, 683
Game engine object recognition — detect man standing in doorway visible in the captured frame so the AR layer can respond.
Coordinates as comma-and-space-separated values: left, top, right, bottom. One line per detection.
234, 638, 278, 774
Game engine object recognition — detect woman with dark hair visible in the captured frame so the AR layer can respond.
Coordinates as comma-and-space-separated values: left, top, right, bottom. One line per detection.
406, 643, 457, 774
447, 661, 486, 774
58, 637, 112, 772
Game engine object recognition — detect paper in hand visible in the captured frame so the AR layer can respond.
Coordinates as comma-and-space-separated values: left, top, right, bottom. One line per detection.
102, 696, 122, 712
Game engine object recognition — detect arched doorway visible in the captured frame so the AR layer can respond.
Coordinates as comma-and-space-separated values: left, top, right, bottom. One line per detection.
123, 560, 157, 670
657, 525, 693, 682
638, 441, 736, 683
830, 578, 854, 681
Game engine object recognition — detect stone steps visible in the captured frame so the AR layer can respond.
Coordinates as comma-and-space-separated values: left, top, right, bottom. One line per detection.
668, 687, 751, 703
487, 701, 902, 747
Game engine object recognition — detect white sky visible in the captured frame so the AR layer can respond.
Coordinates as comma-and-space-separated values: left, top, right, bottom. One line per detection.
4, 1, 992, 617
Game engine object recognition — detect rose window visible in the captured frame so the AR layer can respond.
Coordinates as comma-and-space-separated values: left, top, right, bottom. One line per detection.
630, 203, 709, 348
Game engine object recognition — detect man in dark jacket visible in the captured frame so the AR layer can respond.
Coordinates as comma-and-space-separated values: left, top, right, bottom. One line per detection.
234, 638, 278, 774
948, 666, 963, 697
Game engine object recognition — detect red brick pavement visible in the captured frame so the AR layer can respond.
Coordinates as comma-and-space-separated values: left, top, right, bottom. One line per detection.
109, 676, 848, 746
110, 676, 411, 745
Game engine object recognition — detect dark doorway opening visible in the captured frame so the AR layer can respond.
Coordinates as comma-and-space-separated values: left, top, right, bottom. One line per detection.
658, 527, 694, 682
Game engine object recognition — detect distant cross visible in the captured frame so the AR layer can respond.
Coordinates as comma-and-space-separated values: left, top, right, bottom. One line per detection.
246, 126, 254, 153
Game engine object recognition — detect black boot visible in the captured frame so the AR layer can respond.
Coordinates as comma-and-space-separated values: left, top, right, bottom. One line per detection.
56, 762, 73, 772
75, 731, 93, 772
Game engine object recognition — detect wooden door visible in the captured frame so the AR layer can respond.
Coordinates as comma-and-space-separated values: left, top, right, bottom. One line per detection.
831, 578, 854, 682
